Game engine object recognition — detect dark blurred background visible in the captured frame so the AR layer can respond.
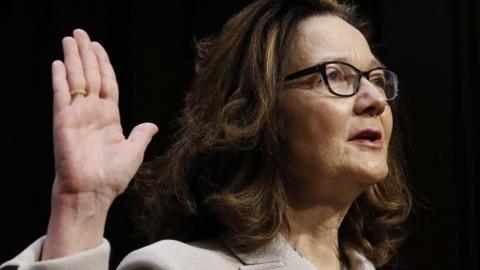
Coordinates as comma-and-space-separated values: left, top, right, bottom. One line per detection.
1, 1, 479, 269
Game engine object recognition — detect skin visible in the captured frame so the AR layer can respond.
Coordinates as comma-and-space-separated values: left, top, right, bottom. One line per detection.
43, 29, 158, 259
279, 15, 393, 269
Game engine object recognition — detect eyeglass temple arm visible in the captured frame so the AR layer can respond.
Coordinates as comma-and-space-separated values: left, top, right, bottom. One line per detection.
284, 64, 322, 81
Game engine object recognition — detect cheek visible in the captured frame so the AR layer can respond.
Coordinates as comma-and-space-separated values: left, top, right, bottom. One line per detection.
281, 93, 350, 171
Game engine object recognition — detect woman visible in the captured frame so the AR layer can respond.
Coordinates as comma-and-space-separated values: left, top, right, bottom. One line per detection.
1, 0, 411, 269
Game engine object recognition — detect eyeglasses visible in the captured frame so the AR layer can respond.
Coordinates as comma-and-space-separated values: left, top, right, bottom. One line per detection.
284, 61, 399, 101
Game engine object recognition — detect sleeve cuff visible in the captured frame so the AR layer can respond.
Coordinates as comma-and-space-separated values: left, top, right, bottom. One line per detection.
0, 236, 110, 270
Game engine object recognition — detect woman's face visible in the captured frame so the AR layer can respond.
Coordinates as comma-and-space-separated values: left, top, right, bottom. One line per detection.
280, 15, 393, 205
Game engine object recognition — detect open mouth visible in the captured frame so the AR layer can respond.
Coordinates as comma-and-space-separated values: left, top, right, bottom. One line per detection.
348, 129, 383, 148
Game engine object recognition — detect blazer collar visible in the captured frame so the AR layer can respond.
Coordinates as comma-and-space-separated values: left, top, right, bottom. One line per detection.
222, 233, 316, 269
222, 233, 375, 270
227, 233, 291, 265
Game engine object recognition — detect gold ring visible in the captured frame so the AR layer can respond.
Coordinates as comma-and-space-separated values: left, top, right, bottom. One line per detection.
70, 88, 87, 97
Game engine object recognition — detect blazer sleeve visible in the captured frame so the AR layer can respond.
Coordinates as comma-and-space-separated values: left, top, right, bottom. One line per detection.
0, 236, 111, 270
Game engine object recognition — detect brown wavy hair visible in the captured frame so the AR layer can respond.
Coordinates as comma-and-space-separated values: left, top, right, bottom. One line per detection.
132, 0, 412, 267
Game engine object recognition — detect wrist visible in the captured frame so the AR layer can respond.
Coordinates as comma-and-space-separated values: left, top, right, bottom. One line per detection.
42, 192, 111, 260
51, 189, 112, 217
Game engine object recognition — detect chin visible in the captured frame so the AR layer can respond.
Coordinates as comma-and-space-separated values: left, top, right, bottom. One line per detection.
348, 162, 389, 186
360, 170, 388, 185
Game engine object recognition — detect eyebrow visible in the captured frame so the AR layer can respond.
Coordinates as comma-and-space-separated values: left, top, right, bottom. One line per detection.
315, 56, 386, 69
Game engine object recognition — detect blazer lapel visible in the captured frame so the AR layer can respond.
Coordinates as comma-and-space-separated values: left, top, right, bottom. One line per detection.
222, 234, 316, 270
344, 249, 376, 270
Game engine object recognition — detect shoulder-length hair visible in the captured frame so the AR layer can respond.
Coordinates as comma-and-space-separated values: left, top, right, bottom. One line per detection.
133, 0, 412, 267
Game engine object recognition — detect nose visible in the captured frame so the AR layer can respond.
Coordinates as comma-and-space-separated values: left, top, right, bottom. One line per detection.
353, 77, 387, 117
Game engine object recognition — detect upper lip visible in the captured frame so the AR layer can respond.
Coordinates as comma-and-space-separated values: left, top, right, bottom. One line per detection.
348, 128, 383, 142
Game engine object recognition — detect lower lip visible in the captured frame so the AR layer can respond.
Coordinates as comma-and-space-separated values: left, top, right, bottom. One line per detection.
348, 139, 383, 150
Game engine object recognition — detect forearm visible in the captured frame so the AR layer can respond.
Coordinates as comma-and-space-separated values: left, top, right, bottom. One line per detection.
41, 190, 111, 260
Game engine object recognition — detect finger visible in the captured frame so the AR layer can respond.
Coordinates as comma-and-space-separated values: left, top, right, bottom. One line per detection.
126, 123, 159, 158
51, 60, 71, 113
73, 29, 101, 97
62, 36, 87, 101
91, 41, 119, 103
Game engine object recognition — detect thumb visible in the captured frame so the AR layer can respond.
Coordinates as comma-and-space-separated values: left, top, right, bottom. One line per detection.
126, 123, 158, 155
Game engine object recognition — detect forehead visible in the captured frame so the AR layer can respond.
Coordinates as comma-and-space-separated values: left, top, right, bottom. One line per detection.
287, 15, 378, 73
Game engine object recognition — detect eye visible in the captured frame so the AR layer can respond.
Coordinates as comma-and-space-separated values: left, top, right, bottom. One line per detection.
371, 77, 386, 88
369, 71, 387, 88
326, 67, 345, 82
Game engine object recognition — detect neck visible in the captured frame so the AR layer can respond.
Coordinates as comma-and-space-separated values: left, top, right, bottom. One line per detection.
280, 200, 352, 270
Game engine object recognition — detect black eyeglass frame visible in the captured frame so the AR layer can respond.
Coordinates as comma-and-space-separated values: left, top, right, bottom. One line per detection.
284, 61, 399, 101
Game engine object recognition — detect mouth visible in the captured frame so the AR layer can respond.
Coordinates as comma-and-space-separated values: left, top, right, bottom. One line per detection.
348, 129, 383, 149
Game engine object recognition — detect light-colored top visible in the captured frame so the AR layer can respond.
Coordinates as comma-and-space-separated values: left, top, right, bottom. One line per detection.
1, 234, 375, 270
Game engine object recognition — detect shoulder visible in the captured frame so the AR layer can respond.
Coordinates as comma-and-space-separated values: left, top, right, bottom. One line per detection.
117, 237, 242, 270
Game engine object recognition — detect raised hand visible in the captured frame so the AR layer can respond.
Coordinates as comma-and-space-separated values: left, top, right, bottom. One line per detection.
42, 29, 158, 260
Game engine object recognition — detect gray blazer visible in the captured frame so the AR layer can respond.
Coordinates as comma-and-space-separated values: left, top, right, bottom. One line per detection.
1, 234, 375, 270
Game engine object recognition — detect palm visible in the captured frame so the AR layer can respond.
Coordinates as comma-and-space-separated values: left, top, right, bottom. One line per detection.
51, 29, 157, 204
54, 98, 127, 195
